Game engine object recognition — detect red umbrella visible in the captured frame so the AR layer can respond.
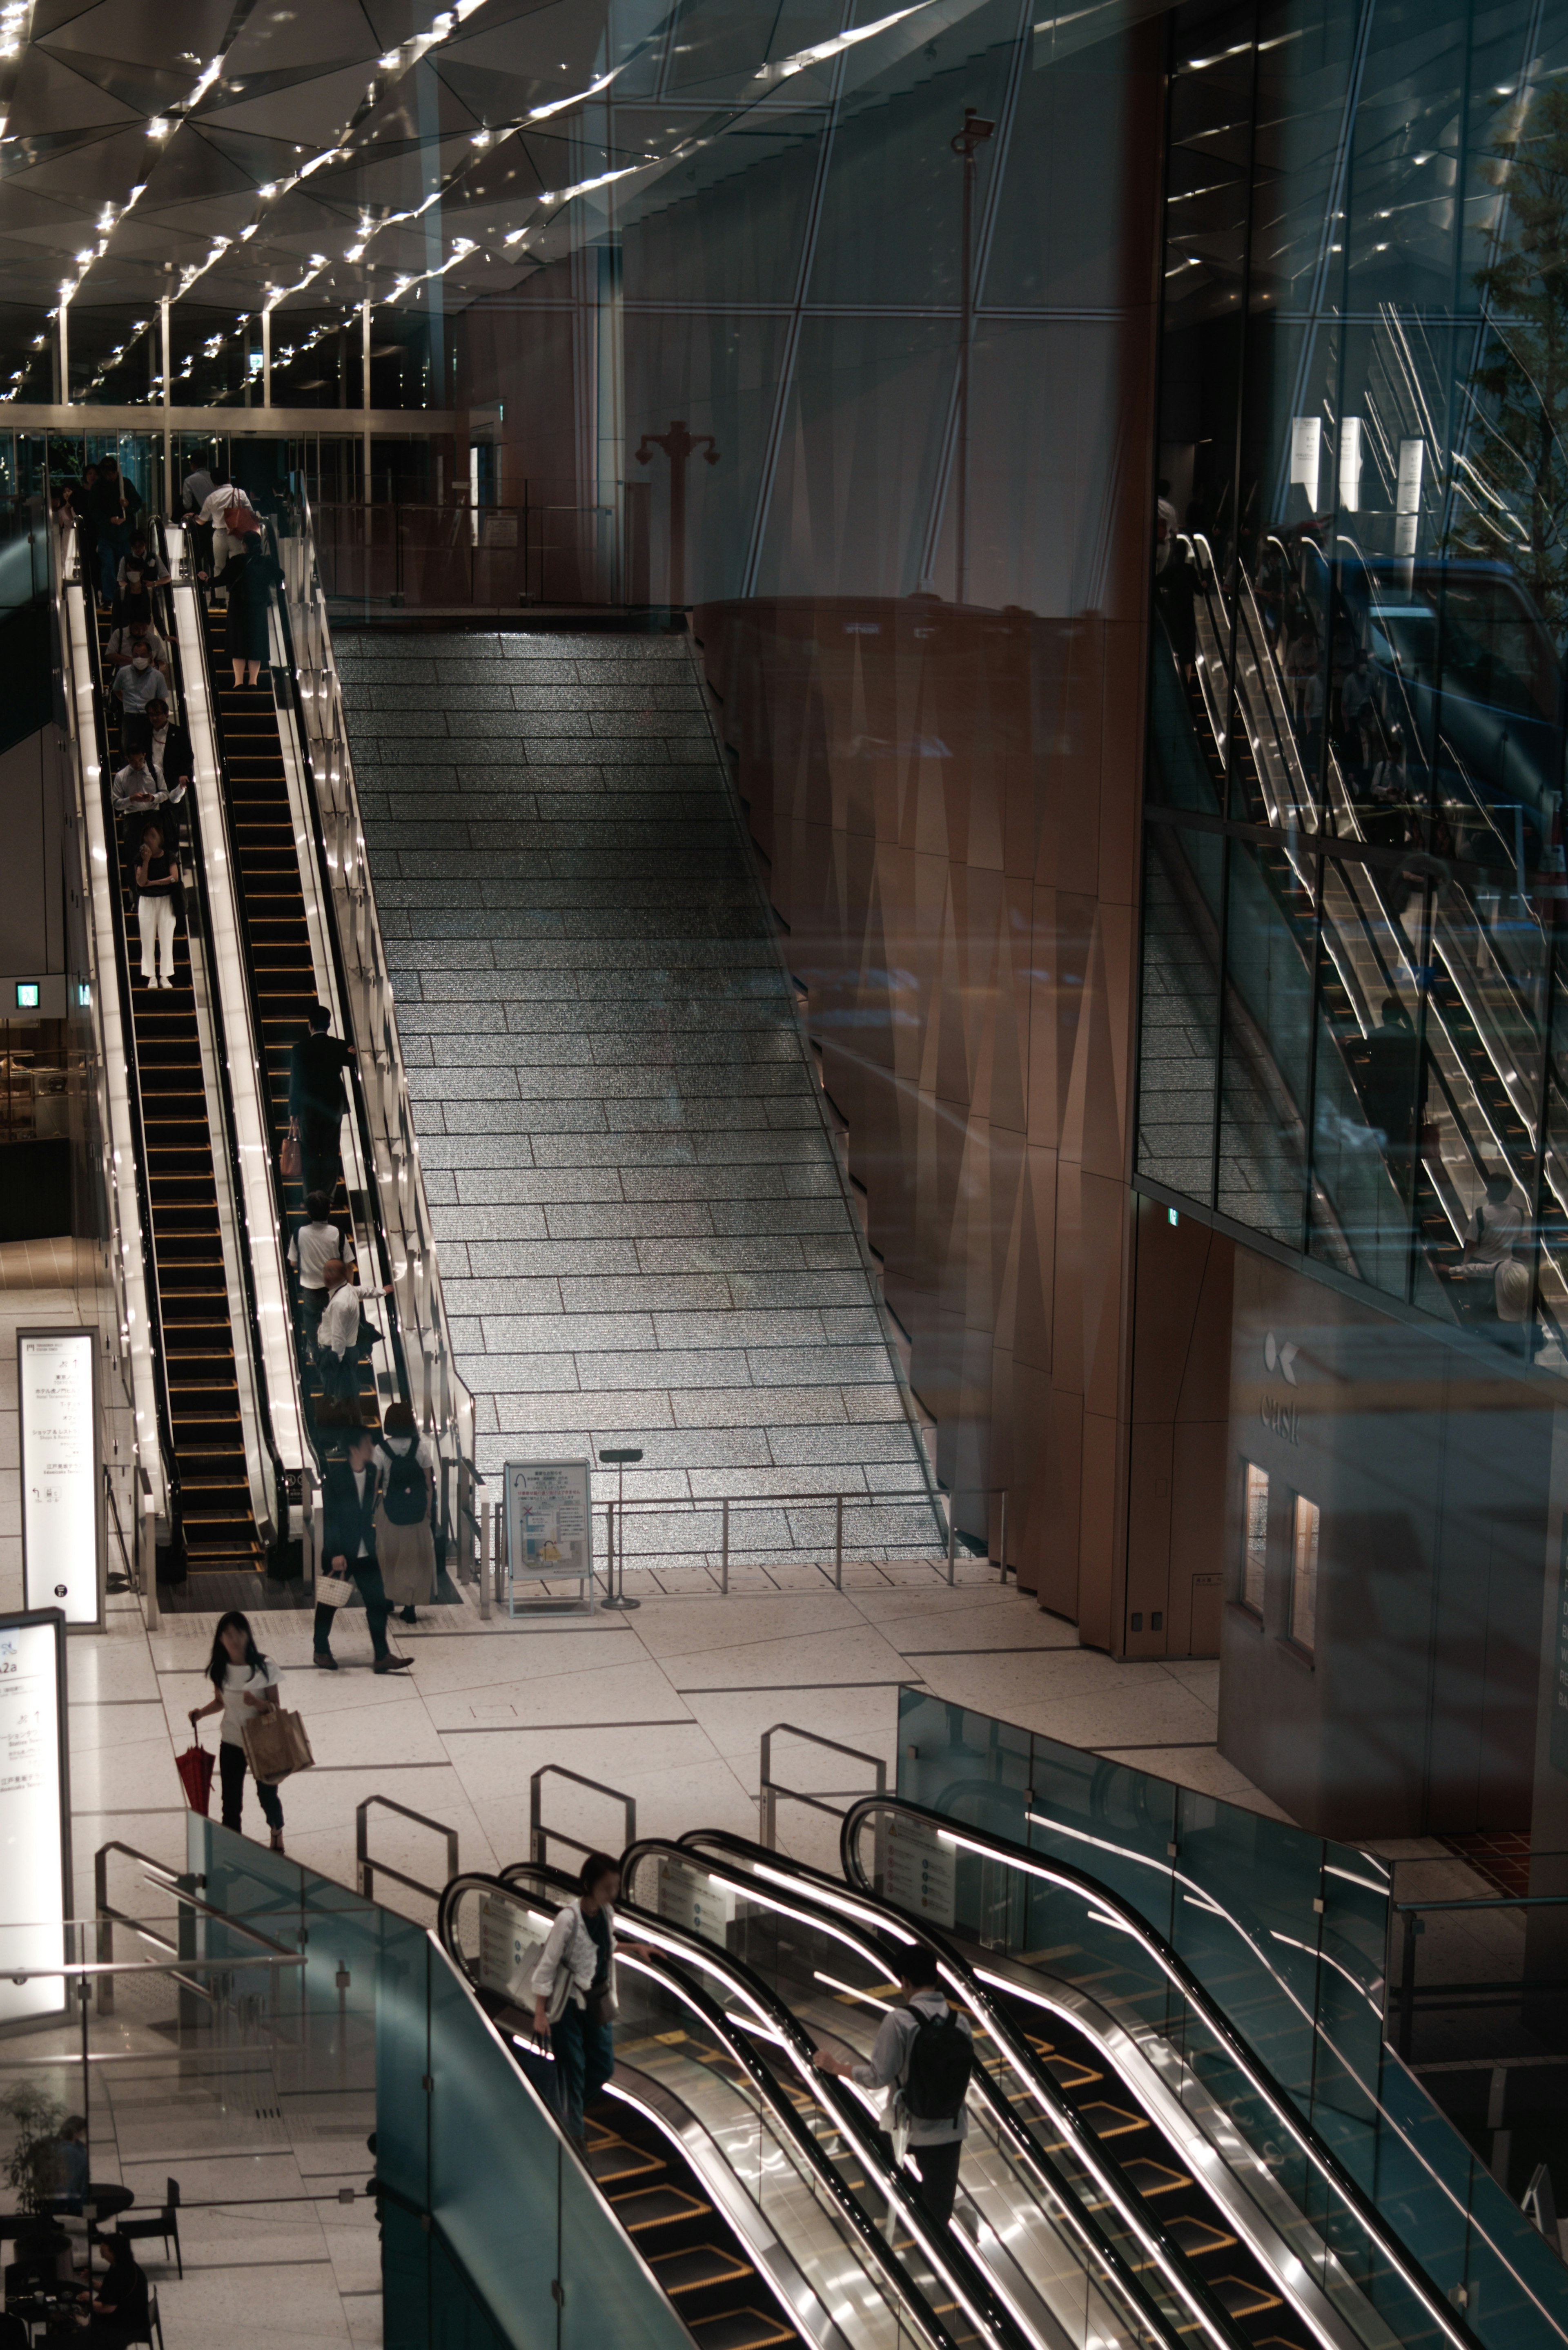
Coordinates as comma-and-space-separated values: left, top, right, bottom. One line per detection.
176, 1735, 214, 1815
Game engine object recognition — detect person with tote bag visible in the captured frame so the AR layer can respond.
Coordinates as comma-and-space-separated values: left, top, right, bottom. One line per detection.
530, 1854, 653, 2151
187, 1611, 286, 1851
374, 1400, 437, 1623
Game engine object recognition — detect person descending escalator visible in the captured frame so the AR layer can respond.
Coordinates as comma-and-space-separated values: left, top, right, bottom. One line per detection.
213, 518, 282, 688
814, 1944, 974, 2229
530, 1853, 654, 2152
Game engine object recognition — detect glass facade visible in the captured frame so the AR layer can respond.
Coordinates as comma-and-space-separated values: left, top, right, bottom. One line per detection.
1138, 0, 1568, 1365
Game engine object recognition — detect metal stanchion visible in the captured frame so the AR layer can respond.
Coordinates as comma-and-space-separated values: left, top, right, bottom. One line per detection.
599, 1447, 642, 1611
479, 1496, 492, 1620
946, 1500, 956, 1585
998, 1489, 1009, 1582
834, 1495, 844, 1590
721, 1498, 729, 1594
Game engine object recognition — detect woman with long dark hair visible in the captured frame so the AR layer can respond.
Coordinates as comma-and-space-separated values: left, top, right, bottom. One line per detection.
188, 1610, 285, 1850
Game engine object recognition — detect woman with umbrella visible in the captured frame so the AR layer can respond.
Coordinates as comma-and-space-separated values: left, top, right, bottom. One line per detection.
212, 510, 282, 688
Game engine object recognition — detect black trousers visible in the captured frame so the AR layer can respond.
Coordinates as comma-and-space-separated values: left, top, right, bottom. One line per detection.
296, 1108, 343, 1202
871, 2131, 962, 2227
219, 1738, 283, 1831
315, 1559, 391, 1661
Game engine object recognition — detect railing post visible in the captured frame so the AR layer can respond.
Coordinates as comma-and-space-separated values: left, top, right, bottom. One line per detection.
95, 1847, 114, 2016
356, 1801, 371, 1900
946, 1497, 957, 1585
1397, 1910, 1420, 2062
998, 1488, 1008, 1582
759, 1728, 776, 1849
479, 1492, 492, 1620
834, 1494, 844, 1591
720, 1497, 729, 1595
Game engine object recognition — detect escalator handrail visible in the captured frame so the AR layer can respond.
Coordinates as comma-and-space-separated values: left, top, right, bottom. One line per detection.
837, 1796, 1492, 2350
261, 513, 426, 1459
155, 528, 292, 1546
494, 1862, 1033, 2350
629, 1833, 1233, 2350
438, 1870, 962, 2350
61, 558, 182, 1549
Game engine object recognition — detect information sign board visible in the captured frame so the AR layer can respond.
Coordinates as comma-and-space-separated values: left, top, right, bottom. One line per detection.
884, 1810, 956, 1929
658, 1856, 736, 1942
19, 1329, 101, 1625
0, 1610, 71, 2032
503, 1459, 594, 1608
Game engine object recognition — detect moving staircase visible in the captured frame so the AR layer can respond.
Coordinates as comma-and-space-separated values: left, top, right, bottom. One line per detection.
196, 588, 386, 1431
93, 597, 264, 1572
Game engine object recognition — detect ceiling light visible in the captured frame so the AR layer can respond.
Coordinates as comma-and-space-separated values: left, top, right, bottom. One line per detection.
147, 117, 170, 136
258, 182, 277, 197
379, 49, 399, 67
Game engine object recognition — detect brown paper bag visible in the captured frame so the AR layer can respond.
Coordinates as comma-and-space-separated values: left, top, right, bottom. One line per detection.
242, 1707, 315, 1784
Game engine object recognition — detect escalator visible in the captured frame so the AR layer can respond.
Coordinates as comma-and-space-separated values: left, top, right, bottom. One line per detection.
618, 1837, 1330, 2350
442, 1871, 1029, 2350
442, 1866, 1173, 2350
86, 582, 268, 1571
182, 527, 404, 1436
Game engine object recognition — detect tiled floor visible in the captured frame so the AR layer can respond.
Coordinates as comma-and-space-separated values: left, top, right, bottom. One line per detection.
336, 627, 940, 1570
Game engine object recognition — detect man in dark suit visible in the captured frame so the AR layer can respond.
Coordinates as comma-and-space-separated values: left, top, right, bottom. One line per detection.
315, 1427, 414, 1674
290, 1003, 356, 1204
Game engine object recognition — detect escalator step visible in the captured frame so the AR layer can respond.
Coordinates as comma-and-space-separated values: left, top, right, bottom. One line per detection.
1164, 2215, 1236, 2258
610, 2185, 710, 2232
1118, 2156, 1192, 2196
1208, 2275, 1283, 2319
651, 2245, 753, 2294
686, 2312, 796, 2350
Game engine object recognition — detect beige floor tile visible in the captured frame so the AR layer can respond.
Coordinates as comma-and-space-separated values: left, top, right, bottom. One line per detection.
630, 1589, 866, 1662
69, 1698, 168, 1752
660, 1622, 912, 1692
684, 1683, 900, 1773
425, 1655, 686, 1732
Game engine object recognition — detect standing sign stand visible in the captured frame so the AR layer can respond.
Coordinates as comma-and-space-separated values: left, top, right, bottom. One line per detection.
0, 1609, 71, 2036
503, 1460, 595, 1619
18, 1328, 103, 1630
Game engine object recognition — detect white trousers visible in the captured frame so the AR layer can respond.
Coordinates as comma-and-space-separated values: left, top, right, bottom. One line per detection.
138, 892, 176, 982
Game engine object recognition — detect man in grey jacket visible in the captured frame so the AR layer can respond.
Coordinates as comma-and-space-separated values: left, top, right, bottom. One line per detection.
815, 1944, 971, 2225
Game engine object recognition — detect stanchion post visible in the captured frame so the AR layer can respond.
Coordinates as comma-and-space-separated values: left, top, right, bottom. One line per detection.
947, 1498, 956, 1585
998, 1488, 1008, 1582
479, 1496, 492, 1620
834, 1494, 844, 1590
721, 1498, 729, 1595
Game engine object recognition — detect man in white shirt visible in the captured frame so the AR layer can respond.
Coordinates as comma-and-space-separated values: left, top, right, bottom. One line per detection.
288, 1191, 355, 1358
112, 651, 169, 729
314, 1427, 413, 1674
815, 1946, 972, 2226
313, 1256, 389, 1411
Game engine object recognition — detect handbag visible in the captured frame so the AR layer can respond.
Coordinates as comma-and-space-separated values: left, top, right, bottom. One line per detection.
315, 1570, 353, 1608
584, 1986, 615, 2029
280, 1119, 301, 1180
242, 1706, 315, 1784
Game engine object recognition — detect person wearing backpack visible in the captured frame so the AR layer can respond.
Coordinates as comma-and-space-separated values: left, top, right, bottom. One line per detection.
374, 1400, 437, 1623
814, 1944, 973, 2225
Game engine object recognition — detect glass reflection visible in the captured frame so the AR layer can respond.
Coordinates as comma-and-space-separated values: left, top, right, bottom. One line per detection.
1138, 0, 1568, 1371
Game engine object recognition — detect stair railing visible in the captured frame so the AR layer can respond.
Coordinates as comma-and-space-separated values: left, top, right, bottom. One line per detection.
267, 484, 476, 1568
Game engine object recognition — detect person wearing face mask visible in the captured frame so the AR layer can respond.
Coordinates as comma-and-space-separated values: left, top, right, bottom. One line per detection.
105, 617, 169, 672
373, 1402, 437, 1626
117, 529, 169, 590
111, 644, 168, 732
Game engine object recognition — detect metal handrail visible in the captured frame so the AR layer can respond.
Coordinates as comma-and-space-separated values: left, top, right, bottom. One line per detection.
57, 546, 179, 1560
94, 1839, 305, 2013
272, 480, 475, 1555
839, 1797, 1493, 2350
758, 1723, 885, 1850
355, 1795, 459, 1904
528, 1766, 636, 1869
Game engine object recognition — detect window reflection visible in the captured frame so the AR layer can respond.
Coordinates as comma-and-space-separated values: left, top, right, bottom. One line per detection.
1136, 0, 1568, 1378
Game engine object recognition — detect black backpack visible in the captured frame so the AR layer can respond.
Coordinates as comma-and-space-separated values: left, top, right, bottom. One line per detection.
381, 1444, 428, 1527
901, 2004, 973, 2123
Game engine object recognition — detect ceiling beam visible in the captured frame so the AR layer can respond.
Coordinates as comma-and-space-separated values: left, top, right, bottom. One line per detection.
0, 405, 467, 435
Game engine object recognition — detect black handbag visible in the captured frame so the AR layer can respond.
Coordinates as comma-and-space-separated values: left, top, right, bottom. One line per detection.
584, 1985, 614, 2029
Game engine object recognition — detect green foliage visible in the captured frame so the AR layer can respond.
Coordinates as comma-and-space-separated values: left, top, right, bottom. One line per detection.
0, 2083, 66, 2218
1452, 86, 1568, 643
